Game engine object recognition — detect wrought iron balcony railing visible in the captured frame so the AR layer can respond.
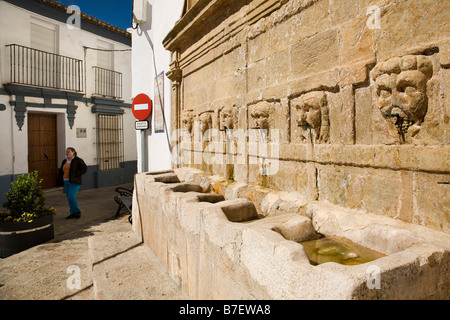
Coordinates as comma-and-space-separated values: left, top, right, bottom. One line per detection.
93, 66, 122, 99
6, 44, 83, 92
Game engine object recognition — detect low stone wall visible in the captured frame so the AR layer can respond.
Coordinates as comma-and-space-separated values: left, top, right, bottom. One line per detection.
132, 168, 450, 299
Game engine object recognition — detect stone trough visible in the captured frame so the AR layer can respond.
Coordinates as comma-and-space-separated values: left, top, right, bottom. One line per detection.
132, 168, 450, 299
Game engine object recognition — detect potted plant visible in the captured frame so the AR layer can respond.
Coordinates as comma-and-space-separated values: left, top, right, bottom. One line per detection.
0, 171, 55, 258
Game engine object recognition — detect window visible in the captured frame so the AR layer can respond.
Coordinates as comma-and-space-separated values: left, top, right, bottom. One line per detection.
95, 40, 120, 98
30, 18, 57, 53
28, 18, 69, 90
97, 40, 114, 69
97, 114, 124, 171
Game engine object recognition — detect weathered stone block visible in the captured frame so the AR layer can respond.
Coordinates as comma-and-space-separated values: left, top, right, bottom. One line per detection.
289, 68, 341, 97
348, 167, 403, 218
328, 86, 355, 145
248, 30, 270, 63
340, 13, 376, 66
329, 0, 360, 26
355, 86, 374, 144
339, 60, 372, 87
440, 41, 450, 67
265, 49, 291, 87
443, 69, 450, 144
266, 160, 317, 200
291, 0, 332, 43
413, 172, 450, 234
317, 164, 351, 207
378, 0, 449, 61
291, 29, 340, 78
247, 59, 267, 92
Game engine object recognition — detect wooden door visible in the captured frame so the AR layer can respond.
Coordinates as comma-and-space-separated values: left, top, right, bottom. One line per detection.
28, 113, 58, 189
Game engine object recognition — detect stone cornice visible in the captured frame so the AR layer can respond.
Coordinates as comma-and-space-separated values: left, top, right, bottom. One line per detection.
164, 0, 283, 52
163, 0, 218, 51
163, 0, 283, 71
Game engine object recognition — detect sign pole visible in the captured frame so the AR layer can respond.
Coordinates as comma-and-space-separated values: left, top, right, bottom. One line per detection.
132, 94, 153, 173
141, 130, 147, 172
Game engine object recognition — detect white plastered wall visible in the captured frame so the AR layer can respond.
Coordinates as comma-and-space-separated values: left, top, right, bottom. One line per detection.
131, 0, 184, 173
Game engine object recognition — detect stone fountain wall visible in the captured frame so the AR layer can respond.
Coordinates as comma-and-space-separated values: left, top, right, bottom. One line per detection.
131, 169, 450, 299
164, 0, 449, 233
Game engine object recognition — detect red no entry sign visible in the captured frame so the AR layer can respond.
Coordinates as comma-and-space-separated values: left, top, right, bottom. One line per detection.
132, 93, 152, 121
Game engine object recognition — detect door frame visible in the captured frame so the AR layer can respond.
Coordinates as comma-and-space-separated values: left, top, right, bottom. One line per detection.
27, 110, 64, 189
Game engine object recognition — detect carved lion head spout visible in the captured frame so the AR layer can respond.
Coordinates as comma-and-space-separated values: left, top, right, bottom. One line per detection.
371, 55, 433, 139
198, 111, 212, 133
220, 105, 236, 131
250, 101, 273, 130
293, 91, 329, 143
182, 109, 194, 133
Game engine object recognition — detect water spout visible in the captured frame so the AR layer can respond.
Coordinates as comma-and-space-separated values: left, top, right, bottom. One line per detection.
385, 113, 414, 143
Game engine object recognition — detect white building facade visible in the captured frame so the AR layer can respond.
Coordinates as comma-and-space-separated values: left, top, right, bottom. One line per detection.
130, 0, 184, 173
0, 0, 136, 203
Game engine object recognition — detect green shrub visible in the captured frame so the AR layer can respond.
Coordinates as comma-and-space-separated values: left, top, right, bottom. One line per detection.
1, 171, 55, 222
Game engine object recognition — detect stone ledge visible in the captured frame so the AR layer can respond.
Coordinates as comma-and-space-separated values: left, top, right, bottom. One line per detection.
180, 144, 450, 174
278, 144, 450, 173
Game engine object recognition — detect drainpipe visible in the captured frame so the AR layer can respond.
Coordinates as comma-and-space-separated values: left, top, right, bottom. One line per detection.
10, 101, 15, 180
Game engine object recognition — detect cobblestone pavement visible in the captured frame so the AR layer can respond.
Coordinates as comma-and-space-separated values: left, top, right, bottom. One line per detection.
0, 184, 183, 300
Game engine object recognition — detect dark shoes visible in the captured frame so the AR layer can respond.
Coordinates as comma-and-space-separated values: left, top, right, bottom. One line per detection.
65, 212, 81, 219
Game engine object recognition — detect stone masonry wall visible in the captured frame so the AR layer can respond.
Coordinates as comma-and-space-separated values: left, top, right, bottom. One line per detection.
164, 0, 450, 234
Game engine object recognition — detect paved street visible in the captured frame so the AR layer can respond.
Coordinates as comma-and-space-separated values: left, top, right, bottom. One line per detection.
0, 184, 183, 300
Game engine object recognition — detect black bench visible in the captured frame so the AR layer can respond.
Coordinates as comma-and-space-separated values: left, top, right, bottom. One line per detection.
114, 187, 133, 224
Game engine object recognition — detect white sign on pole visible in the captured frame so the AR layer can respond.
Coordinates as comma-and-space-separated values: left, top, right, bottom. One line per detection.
135, 120, 149, 130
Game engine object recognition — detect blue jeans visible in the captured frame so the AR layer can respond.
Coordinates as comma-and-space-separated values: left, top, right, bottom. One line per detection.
64, 180, 81, 215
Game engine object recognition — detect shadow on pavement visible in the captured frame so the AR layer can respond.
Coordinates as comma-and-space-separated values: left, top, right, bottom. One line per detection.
45, 183, 133, 242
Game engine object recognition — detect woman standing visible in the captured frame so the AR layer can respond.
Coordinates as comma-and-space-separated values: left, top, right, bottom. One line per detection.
57, 147, 88, 219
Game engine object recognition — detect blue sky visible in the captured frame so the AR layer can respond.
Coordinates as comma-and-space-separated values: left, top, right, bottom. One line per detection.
57, 0, 132, 31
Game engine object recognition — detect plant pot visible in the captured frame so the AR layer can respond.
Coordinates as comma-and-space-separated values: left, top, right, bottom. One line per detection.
0, 214, 54, 258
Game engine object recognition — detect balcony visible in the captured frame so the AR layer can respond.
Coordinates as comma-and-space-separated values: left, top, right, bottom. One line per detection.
93, 66, 122, 99
6, 44, 83, 92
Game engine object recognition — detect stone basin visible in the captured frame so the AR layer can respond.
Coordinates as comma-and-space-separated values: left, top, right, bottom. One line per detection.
170, 183, 204, 193
153, 173, 180, 184
133, 170, 450, 299
217, 198, 259, 222
242, 208, 450, 299
196, 193, 225, 203
300, 235, 386, 266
